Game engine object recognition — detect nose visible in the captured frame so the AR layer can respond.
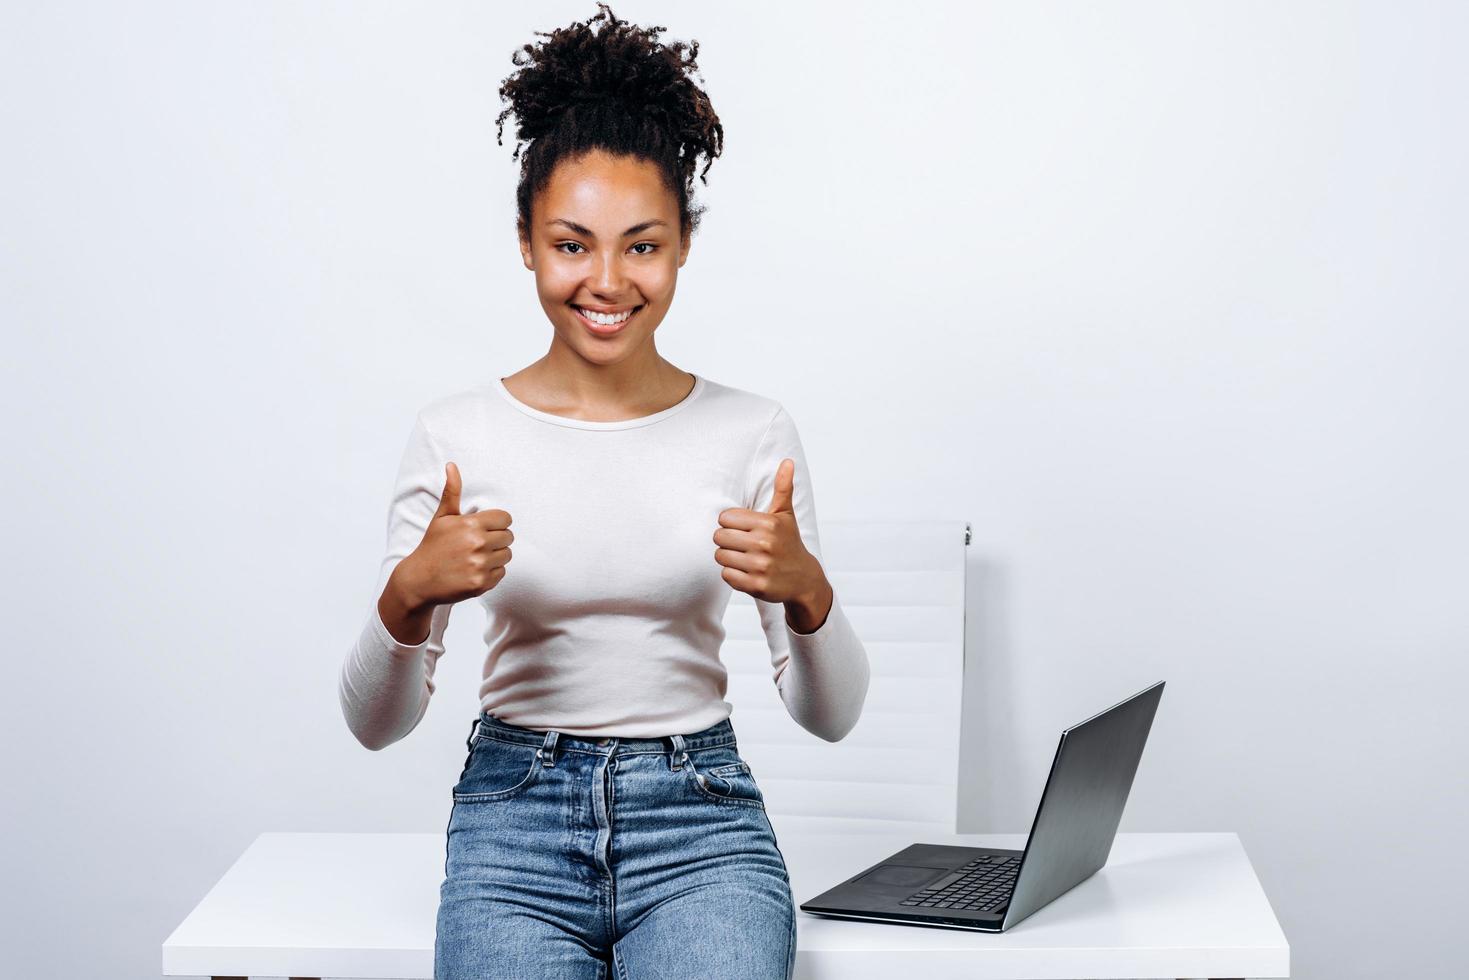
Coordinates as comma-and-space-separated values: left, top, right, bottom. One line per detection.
590, 250, 627, 295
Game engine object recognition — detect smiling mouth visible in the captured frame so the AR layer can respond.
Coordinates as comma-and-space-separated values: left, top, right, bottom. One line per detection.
574, 304, 643, 332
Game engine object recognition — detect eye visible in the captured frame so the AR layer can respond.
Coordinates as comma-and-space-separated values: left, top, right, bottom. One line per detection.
556, 242, 585, 255
631, 242, 657, 255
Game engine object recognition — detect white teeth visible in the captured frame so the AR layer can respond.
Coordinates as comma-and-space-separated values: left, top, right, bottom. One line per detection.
579, 306, 634, 326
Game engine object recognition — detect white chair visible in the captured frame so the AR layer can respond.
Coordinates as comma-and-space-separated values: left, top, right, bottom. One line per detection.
721, 519, 970, 838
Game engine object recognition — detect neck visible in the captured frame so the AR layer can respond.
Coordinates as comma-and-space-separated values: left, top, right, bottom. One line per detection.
519, 342, 692, 417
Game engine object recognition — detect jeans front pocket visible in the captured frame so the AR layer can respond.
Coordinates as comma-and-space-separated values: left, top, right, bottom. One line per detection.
684, 750, 766, 810
452, 734, 542, 803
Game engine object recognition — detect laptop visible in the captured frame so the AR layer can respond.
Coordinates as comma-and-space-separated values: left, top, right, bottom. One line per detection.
799, 680, 1164, 932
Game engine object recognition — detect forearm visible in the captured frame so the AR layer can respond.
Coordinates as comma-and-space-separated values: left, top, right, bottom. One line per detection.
339, 563, 442, 751
378, 561, 434, 646
775, 592, 871, 742
784, 569, 834, 635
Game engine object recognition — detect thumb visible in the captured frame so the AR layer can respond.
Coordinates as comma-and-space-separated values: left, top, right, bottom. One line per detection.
433, 461, 462, 518
765, 458, 795, 515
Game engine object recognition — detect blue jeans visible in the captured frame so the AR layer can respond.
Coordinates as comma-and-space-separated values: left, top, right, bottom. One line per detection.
435, 711, 797, 979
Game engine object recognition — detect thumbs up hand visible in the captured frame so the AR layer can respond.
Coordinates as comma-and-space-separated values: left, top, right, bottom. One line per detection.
714, 457, 824, 607
399, 462, 514, 608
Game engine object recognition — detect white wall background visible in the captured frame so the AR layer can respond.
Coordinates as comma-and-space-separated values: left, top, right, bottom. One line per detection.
3, 1, 1464, 978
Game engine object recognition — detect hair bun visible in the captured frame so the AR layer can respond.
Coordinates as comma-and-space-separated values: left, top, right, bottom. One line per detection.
498, 3, 717, 161
498, 3, 725, 239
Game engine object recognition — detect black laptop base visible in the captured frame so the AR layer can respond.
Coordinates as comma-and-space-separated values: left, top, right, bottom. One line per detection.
799, 843, 1023, 932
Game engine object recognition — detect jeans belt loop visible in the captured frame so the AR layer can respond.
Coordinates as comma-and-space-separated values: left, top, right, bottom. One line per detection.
538, 729, 560, 768
668, 733, 687, 770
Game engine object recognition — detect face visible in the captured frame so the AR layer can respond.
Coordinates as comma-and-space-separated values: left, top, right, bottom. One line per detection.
520, 150, 691, 364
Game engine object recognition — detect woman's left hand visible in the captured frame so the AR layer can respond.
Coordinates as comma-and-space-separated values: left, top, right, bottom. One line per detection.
714, 458, 825, 604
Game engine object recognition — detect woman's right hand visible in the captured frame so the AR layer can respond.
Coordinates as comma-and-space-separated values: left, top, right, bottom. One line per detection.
398, 461, 513, 609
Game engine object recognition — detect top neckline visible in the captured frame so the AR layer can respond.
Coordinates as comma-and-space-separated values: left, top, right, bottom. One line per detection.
493, 373, 706, 430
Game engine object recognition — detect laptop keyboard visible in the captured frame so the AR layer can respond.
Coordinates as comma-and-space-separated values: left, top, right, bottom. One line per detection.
900, 854, 1019, 913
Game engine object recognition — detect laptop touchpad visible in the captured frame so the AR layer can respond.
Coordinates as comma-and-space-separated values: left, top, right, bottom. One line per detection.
855, 865, 950, 888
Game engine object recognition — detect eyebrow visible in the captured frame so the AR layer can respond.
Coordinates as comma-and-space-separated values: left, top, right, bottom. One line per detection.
548, 218, 668, 238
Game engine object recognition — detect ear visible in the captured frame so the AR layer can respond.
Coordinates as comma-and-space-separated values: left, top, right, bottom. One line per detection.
519, 225, 534, 270
677, 230, 692, 268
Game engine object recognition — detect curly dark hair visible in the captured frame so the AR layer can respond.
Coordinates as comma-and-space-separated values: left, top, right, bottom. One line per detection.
496, 2, 725, 244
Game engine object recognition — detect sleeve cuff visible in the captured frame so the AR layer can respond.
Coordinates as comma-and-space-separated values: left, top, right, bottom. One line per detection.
784, 592, 850, 646
371, 601, 434, 653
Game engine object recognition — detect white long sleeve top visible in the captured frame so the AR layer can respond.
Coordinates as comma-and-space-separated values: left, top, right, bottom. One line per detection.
338, 372, 870, 750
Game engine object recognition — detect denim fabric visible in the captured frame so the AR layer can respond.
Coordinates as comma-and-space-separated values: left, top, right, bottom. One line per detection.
435, 711, 796, 979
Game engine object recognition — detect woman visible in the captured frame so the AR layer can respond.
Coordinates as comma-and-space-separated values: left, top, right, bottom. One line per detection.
338, 5, 871, 977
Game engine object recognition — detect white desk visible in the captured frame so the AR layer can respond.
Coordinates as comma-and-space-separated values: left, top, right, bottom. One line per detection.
162, 830, 1288, 979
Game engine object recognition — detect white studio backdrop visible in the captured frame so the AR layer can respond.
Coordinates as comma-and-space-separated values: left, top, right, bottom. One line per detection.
3, 2, 1465, 978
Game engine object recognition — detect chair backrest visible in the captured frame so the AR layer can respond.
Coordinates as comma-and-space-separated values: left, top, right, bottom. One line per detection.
720, 520, 969, 837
